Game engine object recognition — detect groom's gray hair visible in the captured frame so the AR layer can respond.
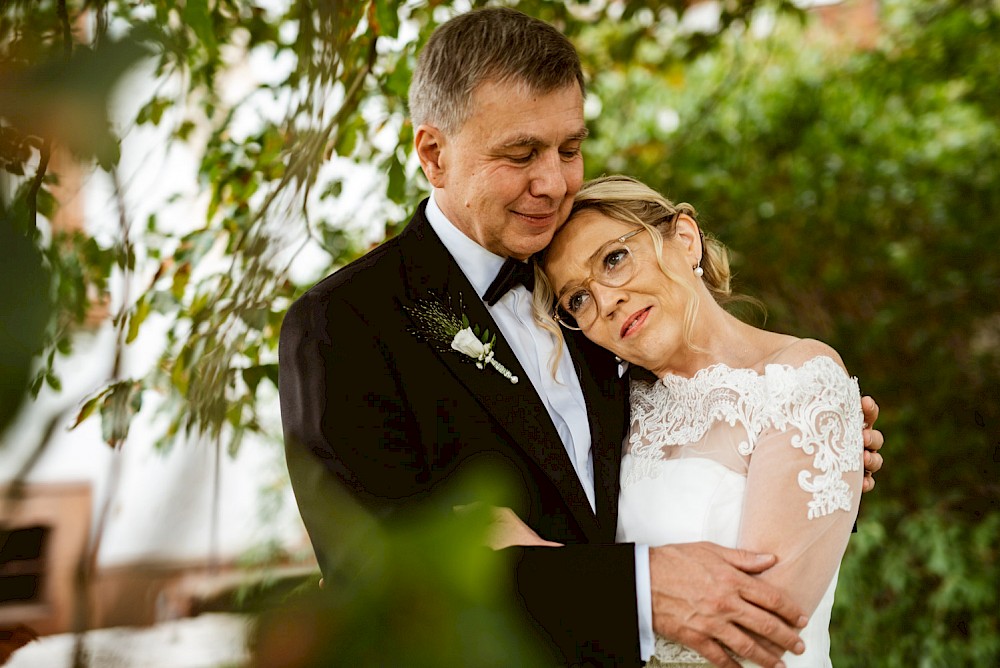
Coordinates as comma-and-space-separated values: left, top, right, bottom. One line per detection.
409, 7, 585, 134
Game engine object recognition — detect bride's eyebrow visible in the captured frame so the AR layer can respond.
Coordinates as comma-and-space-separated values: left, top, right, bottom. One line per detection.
555, 240, 614, 296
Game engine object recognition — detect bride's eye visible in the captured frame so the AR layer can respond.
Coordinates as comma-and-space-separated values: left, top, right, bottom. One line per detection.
602, 247, 630, 273
565, 289, 592, 314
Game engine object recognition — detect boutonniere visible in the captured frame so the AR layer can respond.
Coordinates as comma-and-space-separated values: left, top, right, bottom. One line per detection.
405, 294, 519, 384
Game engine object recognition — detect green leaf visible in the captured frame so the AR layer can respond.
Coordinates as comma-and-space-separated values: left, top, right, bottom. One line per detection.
183, 0, 219, 58
29, 373, 44, 397
126, 296, 152, 344
56, 336, 73, 355
171, 349, 191, 397
387, 157, 406, 204
239, 308, 268, 331
72, 392, 104, 429
335, 124, 359, 157
45, 371, 62, 392
384, 56, 412, 100
137, 96, 170, 126
99, 381, 137, 447
243, 365, 274, 394
321, 179, 343, 200
374, 0, 401, 39
171, 262, 192, 300
35, 187, 56, 220
228, 427, 245, 457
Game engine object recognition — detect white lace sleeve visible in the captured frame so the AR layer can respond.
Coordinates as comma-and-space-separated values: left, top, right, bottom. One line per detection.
738, 355, 864, 615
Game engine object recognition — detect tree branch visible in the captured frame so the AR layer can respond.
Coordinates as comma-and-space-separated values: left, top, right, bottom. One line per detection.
57, 0, 72, 60
26, 139, 51, 228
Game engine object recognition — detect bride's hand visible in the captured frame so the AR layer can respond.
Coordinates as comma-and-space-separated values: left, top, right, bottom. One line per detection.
485, 507, 563, 550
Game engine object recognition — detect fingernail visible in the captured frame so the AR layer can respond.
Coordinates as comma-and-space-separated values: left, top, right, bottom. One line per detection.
794, 640, 805, 654
797, 615, 809, 627
776, 663, 786, 668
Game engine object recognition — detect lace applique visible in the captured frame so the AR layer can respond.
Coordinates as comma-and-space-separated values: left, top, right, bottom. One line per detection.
649, 637, 713, 665
648, 638, 753, 667
624, 356, 863, 519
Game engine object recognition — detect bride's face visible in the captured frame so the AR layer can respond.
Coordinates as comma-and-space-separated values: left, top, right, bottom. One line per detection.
543, 209, 701, 374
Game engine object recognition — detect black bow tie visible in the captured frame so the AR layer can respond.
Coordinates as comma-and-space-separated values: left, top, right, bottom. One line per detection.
483, 257, 535, 306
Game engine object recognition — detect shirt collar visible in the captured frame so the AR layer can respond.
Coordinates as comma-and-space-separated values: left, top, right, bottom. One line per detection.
425, 190, 506, 299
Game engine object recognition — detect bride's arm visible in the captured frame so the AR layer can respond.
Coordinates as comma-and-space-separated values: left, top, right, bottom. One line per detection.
738, 349, 865, 616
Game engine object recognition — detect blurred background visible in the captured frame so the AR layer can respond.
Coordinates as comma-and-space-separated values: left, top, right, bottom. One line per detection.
1, 0, 997, 666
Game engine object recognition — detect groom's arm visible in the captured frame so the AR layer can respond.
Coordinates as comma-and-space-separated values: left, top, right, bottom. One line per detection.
280, 288, 645, 666
508, 544, 641, 665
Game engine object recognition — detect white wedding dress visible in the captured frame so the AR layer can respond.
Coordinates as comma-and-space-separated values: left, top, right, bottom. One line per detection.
617, 353, 864, 668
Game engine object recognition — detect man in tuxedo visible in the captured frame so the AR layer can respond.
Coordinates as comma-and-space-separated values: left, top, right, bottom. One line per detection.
279, 8, 883, 667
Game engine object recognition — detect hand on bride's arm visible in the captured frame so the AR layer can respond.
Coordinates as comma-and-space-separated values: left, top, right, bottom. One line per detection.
485, 507, 563, 550
648, 543, 807, 668
860, 395, 884, 492
454, 504, 563, 550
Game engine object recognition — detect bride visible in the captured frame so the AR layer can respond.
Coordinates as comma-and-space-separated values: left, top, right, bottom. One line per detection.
505, 175, 865, 667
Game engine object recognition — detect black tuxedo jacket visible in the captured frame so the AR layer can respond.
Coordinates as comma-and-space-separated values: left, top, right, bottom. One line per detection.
279, 200, 642, 665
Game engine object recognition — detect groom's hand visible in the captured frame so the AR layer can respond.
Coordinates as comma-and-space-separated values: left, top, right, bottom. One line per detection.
649, 542, 807, 668
860, 395, 884, 492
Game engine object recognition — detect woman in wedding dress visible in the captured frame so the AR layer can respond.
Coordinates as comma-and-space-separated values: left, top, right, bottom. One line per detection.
528, 175, 864, 667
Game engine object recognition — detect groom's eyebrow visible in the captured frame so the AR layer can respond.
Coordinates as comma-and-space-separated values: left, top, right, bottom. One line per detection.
498, 128, 590, 150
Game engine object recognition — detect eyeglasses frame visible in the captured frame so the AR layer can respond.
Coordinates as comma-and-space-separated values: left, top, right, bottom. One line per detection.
551, 227, 647, 331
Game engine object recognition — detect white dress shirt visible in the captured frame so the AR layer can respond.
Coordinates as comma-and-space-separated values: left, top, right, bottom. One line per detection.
425, 192, 654, 660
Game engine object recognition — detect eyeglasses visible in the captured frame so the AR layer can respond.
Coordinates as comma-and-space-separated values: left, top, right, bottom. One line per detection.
552, 228, 646, 331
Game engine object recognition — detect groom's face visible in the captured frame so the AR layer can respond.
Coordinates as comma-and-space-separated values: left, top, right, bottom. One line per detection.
422, 79, 587, 260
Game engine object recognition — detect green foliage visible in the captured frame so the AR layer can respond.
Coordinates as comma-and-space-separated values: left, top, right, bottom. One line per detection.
250, 472, 551, 667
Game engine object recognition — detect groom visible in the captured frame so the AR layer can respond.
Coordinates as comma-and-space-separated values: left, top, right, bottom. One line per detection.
279, 7, 883, 667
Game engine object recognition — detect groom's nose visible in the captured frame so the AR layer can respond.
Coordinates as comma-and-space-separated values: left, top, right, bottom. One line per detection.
528, 150, 569, 200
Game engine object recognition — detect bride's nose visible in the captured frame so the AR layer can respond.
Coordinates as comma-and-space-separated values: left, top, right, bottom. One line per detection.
591, 283, 628, 320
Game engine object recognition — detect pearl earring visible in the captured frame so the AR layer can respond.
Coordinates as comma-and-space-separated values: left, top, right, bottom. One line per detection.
693, 264, 704, 278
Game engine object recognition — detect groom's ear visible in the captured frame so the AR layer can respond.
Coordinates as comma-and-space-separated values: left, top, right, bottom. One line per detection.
415, 124, 447, 188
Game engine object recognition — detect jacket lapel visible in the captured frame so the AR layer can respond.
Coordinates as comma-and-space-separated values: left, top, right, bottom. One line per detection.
564, 330, 628, 538
395, 203, 602, 537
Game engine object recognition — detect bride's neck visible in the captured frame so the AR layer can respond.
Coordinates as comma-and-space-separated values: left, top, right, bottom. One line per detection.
654, 301, 765, 379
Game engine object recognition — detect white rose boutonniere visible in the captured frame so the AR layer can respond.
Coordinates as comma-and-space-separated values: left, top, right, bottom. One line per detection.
406, 295, 518, 384
451, 327, 486, 358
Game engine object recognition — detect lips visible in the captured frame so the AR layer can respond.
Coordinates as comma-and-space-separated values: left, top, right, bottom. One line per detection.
513, 210, 560, 228
621, 307, 651, 339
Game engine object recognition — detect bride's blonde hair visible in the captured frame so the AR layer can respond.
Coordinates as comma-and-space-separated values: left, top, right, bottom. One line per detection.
532, 175, 745, 373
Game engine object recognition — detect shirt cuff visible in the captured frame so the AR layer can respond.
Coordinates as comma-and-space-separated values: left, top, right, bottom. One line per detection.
635, 543, 655, 661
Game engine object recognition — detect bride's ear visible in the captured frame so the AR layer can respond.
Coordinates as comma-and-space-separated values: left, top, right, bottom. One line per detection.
673, 214, 703, 265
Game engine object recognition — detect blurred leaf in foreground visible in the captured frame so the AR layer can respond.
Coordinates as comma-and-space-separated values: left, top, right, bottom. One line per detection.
0, 208, 52, 435
251, 471, 551, 667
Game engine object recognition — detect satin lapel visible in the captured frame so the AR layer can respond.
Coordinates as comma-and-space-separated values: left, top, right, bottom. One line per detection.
395, 205, 601, 536
564, 330, 628, 539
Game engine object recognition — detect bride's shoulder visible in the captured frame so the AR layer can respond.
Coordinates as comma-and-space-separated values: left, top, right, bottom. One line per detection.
762, 337, 849, 376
